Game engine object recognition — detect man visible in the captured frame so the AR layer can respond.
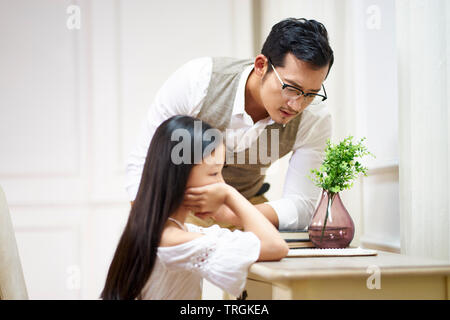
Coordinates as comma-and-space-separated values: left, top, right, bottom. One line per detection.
126, 18, 333, 230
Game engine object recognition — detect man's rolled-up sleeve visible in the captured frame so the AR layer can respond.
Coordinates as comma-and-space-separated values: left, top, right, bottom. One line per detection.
267, 106, 332, 230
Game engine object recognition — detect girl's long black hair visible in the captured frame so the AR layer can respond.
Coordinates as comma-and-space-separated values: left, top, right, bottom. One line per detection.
100, 116, 221, 300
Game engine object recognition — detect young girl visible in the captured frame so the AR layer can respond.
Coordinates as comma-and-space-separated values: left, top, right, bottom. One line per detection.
101, 116, 288, 300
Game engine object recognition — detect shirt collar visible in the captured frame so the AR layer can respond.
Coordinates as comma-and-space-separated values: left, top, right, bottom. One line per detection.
232, 64, 274, 125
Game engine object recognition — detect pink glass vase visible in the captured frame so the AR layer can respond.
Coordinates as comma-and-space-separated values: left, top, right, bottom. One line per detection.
308, 190, 355, 248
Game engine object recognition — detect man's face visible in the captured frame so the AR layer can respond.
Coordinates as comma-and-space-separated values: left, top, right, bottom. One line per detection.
260, 53, 329, 125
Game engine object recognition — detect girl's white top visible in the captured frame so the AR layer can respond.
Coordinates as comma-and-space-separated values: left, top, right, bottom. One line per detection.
139, 223, 261, 300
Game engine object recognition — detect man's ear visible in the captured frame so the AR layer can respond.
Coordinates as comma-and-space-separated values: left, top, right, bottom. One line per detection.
253, 54, 269, 78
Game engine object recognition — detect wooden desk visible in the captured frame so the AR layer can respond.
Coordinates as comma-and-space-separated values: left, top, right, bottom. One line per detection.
245, 251, 450, 299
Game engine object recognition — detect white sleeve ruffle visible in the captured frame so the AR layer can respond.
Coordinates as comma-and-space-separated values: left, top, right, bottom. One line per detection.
158, 226, 260, 297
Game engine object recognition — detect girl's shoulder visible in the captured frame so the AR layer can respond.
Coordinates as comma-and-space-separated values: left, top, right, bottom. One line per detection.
159, 226, 204, 248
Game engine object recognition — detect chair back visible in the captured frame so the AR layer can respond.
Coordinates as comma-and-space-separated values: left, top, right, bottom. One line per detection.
0, 185, 28, 299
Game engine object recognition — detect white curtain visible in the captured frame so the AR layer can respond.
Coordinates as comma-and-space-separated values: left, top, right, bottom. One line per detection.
397, 0, 450, 260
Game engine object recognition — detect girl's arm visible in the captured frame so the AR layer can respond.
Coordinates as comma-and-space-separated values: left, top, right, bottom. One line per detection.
184, 183, 288, 261
200, 203, 279, 229
224, 186, 288, 261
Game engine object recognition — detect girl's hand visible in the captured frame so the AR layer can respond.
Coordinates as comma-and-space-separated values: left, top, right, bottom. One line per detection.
194, 204, 242, 227
183, 182, 231, 213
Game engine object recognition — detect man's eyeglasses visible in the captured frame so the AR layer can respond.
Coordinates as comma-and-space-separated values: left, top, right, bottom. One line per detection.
269, 60, 327, 106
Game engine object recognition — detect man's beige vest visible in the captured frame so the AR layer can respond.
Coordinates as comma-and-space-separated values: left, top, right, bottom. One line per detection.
197, 57, 302, 199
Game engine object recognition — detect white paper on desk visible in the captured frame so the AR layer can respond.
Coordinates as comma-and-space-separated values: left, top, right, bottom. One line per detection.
287, 247, 377, 257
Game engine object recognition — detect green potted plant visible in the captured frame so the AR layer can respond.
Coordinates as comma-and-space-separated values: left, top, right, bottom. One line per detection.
308, 136, 375, 248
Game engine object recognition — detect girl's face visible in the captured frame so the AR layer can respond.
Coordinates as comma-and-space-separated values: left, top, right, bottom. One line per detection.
185, 142, 226, 188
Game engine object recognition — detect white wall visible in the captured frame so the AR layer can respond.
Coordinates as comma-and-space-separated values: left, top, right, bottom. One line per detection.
0, 0, 253, 299
397, 0, 450, 260
351, 0, 399, 252
1, 0, 91, 299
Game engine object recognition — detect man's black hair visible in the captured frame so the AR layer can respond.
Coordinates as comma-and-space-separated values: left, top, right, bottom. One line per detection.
261, 18, 334, 77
